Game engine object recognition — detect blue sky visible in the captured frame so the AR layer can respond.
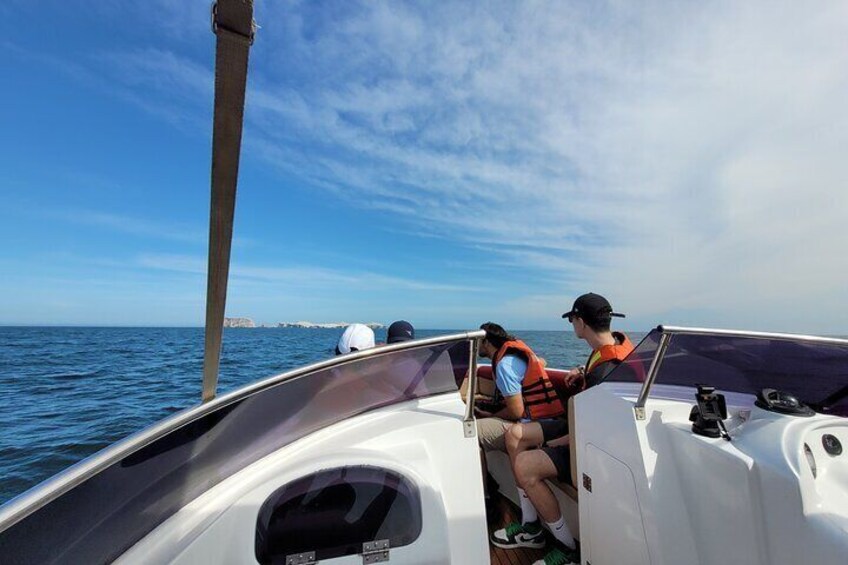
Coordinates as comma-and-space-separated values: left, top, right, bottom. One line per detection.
1, 1, 847, 333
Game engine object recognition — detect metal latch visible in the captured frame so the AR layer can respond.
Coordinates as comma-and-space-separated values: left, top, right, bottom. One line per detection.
362, 539, 390, 563
582, 473, 592, 493
286, 551, 316, 565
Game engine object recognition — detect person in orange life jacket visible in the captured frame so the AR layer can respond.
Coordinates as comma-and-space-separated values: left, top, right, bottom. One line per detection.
491, 293, 634, 565
474, 322, 565, 454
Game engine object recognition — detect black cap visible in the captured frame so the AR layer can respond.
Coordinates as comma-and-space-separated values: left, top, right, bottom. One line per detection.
562, 293, 625, 322
387, 320, 415, 344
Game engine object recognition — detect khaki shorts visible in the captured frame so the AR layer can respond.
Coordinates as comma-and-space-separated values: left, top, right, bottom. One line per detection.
477, 417, 512, 451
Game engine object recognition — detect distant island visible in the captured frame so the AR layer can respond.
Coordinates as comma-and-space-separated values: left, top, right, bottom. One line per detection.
277, 321, 384, 329
223, 317, 256, 328
223, 318, 384, 329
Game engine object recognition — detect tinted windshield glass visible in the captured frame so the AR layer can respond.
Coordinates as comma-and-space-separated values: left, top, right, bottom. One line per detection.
0, 339, 471, 564
614, 329, 848, 417
606, 331, 658, 384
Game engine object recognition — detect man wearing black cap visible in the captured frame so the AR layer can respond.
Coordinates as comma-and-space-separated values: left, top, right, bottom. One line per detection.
386, 320, 415, 344
560, 292, 633, 389
491, 293, 634, 565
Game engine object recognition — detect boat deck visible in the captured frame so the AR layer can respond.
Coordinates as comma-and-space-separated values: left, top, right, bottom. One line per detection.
488, 494, 548, 565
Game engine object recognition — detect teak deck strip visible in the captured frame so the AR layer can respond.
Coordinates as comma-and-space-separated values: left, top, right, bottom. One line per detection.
488, 494, 548, 565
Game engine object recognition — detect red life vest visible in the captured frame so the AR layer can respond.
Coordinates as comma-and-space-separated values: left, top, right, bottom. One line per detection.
492, 339, 565, 420
584, 331, 635, 377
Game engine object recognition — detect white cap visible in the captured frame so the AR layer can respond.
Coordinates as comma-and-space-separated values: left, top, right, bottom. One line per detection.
337, 323, 375, 354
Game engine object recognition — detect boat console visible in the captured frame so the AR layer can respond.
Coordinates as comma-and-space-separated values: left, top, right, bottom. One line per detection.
570, 327, 848, 565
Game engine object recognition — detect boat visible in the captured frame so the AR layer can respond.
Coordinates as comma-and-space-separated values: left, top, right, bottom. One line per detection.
1, 2, 846, 563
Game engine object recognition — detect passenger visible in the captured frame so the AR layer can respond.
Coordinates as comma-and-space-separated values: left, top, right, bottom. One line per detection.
386, 320, 415, 344
491, 293, 634, 565
475, 322, 565, 454
335, 323, 376, 355
475, 322, 565, 522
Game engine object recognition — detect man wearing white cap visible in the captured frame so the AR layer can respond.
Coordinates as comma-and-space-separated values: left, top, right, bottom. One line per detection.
335, 324, 376, 355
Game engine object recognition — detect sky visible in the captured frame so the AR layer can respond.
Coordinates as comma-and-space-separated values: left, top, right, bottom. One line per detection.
0, 1, 846, 333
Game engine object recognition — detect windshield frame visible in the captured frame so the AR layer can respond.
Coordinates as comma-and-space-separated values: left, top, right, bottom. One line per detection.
633, 325, 848, 420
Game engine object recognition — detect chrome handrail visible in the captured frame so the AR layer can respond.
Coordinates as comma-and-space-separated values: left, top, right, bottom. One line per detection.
0, 330, 485, 532
462, 335, 482, 436
658, 325, 848, 345
634, 332, 672, 420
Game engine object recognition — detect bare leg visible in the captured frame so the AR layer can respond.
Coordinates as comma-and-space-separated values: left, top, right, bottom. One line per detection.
515, 447, 578, 552
505, 422, 544, 473
514, 449, 561, 523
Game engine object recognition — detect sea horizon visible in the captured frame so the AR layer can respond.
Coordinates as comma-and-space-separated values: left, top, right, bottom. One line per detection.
0, 325, 611, 505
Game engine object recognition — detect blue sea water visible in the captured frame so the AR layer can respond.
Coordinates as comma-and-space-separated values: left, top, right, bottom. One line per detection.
0, 326, 642, 505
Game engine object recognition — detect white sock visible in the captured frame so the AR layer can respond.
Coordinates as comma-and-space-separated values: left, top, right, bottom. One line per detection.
517, 488, 538, 524
547, 515, 575, 549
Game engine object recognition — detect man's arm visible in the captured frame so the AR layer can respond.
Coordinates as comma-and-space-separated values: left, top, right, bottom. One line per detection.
491, 393, 524, 420
489, 354, 527, 420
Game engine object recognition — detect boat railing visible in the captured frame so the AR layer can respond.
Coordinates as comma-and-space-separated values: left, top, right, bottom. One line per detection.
0, 330, 485, 563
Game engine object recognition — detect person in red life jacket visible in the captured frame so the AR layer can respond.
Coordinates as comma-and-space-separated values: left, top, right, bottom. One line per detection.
491, 293, 634, 565
474, 322, 565, 454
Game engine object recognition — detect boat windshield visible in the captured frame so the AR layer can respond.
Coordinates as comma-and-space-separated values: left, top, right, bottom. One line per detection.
609, 329, 848, 417
0, 335, 474, 563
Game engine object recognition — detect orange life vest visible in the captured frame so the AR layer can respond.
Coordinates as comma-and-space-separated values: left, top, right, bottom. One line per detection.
492, 339, 565, 420
584, 331, 635, 377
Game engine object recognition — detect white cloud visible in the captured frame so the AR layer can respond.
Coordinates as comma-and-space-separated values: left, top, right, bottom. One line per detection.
64, 209, 206, 244
49, 1, 848, 331
136, 253, 476, 293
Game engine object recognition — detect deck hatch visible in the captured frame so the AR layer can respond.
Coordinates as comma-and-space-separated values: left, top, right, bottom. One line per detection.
256, 467, 419, 564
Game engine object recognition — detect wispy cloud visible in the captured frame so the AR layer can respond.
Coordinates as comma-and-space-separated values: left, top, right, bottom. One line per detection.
43, 208, 206, 245
137, 253, 477, 293
14, 1, 848, 330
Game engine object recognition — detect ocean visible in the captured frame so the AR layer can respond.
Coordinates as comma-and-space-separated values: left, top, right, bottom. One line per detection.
0, 326, 642, 505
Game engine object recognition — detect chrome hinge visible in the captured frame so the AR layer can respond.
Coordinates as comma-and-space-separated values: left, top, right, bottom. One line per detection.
463, 419, 476, 438
363, 539, 390, 563
286, 551, 316, 565
582, 473, 592, 493
634, 406, 646, 420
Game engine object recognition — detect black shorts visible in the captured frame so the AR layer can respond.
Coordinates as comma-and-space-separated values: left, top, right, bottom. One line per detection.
540, 445, 571, 483
537, 418, 571, 483
538, 418, 569, 443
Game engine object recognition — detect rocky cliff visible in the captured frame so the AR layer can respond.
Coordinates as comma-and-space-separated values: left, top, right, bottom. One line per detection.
277, 321, 384, 329
223, 317, 256, 328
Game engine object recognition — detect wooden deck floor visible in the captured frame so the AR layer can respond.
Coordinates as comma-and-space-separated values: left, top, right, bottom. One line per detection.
488, 494, 548, 565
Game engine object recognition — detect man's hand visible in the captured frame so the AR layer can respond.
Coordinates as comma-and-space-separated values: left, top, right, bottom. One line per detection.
474, 406, 493, 418
564, 366, 585, 386
493, 394, 525, 421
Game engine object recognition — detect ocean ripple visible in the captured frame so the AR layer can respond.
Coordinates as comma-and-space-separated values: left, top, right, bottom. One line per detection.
0, 326, 623, 505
